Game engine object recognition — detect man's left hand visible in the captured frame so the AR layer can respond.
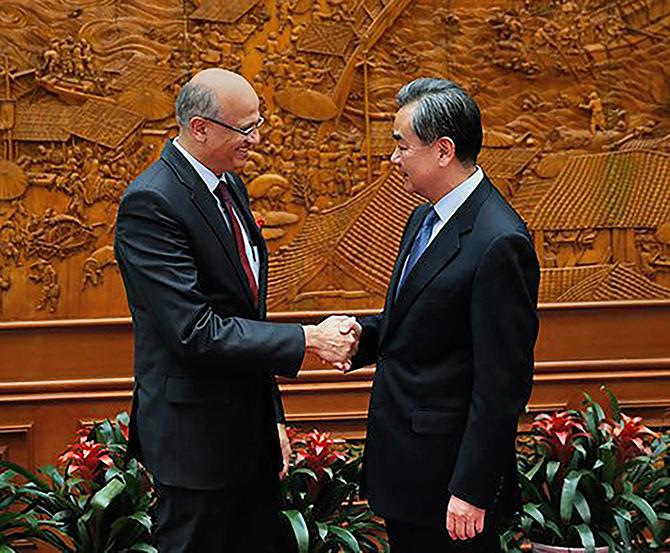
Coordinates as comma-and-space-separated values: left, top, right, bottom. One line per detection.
277, 423, 291, 479
446, 495, 485, 541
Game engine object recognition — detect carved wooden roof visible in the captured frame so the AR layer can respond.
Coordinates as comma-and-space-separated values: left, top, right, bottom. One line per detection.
267, 183, 376, 307
478, 147, 540, 179
334, 169, 420, 293
14, 102, 74, 142
557, 263, 670, 302
190, 0, 261, 23
530, 150, 670, 230
297, 23, 355, 56
65, 100, 144, 149
112, 61, 182, 92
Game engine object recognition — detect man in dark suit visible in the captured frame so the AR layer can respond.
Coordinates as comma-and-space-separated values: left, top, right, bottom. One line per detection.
114, 68, 359, 552
348, 78, 540, 552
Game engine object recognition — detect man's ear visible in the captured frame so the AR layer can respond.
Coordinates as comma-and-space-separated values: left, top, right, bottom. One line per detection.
189, 117, 208, 143
436, 136, 455, 166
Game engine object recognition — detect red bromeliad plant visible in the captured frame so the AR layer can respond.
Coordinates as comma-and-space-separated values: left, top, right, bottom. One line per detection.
58, 431, 114, 486
532, 411, 589, 465
291, 429, 347, 478
600, 413, 659, 467
0, 412, 156, 553
509, 389, 667, 552
280, 429, 387, 553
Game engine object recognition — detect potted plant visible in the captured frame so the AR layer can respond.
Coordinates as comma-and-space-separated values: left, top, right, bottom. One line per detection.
515, 390, 667, 552
279, 429, 388, 553
0, 412, 156, 553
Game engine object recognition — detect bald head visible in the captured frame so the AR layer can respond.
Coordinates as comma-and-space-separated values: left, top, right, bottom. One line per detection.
175, 69, 258, 129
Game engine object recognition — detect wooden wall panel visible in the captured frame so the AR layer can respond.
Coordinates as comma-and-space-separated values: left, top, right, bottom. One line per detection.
1, 302, 668, 461
0, 4, 668, 551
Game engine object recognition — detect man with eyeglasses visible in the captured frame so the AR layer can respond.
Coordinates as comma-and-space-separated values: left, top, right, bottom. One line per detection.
114, 68, 361, 552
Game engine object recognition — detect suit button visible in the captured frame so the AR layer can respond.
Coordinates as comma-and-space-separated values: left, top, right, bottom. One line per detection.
377, 352, 385, 361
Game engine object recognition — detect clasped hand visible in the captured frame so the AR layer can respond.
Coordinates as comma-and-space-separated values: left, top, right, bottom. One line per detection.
304, 315, 361, 372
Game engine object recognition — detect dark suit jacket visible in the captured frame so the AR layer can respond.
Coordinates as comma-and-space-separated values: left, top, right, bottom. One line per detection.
114, 140, 305, 490
352, 176, 540, 526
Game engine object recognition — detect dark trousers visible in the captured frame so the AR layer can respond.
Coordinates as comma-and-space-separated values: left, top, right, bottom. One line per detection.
155, 472, 280, 553
385, 517, 501, 553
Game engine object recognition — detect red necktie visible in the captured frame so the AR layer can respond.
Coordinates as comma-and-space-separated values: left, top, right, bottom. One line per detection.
214, 182, 259, 307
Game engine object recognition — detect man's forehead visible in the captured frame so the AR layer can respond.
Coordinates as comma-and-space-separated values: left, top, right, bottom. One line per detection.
393, 107, 415, 141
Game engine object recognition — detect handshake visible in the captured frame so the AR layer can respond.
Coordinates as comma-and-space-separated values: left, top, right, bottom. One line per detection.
303, 315, 361, 372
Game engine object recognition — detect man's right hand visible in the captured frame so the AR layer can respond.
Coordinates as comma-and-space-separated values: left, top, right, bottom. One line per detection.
303, 316, 361, 371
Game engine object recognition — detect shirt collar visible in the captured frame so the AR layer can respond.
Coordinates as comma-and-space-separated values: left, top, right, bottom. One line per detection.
172, 138, 222, 193
432, 166, 484, 223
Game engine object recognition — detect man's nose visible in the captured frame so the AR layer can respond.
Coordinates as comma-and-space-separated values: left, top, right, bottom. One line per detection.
390, 147, 401, 164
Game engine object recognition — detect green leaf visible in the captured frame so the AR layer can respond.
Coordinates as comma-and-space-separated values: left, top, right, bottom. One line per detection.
648, 477, 670, 497
613, 507, 631, 547
90, 477, 125, 511
329, 526, 361, 553
0, 545, 16, 553
291, 467, 319, 481
621, 493, 660, 537
601, 386, 622, 422
522, 503, 544, 527
597, 531, 617, 553
573, 490, 591, 524
281, 510, 309, 553
599, 444, 616, 484
546, 461, 560, 486
128, 544, 157, 553
525, 457, 545, 481
560, 470, 587, 522
0, 461, 51, 492
544, 520, 564, 542
574, 523, 595, 551
316, 521, 329, 541
601, 482, 614, 500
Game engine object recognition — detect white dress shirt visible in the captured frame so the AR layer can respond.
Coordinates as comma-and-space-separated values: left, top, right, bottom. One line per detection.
429, 166, 483, 245
173, 138, 259, 285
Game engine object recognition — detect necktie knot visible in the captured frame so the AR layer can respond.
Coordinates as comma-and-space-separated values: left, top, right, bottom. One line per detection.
423, 208, 439, 230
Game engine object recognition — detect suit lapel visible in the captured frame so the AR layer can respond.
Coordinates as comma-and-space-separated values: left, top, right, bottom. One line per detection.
381, 178, 494, 344
160, 142, 256, 308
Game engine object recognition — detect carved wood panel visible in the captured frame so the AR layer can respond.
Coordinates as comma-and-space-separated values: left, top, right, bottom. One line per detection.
0, 0, 668, 320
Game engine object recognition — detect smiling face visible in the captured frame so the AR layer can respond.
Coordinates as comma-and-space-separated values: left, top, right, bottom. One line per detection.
390, 104, 442, 200
206, 86, 261, 174
182, 69, 263, 176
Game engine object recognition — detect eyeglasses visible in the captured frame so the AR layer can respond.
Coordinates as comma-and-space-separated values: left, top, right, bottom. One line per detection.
199, 115, 265, 137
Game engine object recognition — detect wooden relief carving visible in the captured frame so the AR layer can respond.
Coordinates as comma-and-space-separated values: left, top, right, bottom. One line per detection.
0, 0, 668, 320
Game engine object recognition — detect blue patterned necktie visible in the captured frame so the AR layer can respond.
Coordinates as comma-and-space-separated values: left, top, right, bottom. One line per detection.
396, 208, 440, 298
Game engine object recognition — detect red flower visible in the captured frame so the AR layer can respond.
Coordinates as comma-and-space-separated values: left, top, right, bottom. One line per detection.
256, 218, 265, 229
292, 429, 347, 478
59, 431, 114, 483
601, 413, 658, 465
532, 411, 589, 464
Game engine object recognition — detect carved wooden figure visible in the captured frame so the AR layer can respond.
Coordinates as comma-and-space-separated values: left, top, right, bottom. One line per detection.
0, 0, 667, 320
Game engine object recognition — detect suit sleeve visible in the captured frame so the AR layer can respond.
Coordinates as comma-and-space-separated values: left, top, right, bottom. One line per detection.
448, 232, 539, 509
271, 376, 286, 422
350, 314, 382, 369
114, 188, 305, 377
